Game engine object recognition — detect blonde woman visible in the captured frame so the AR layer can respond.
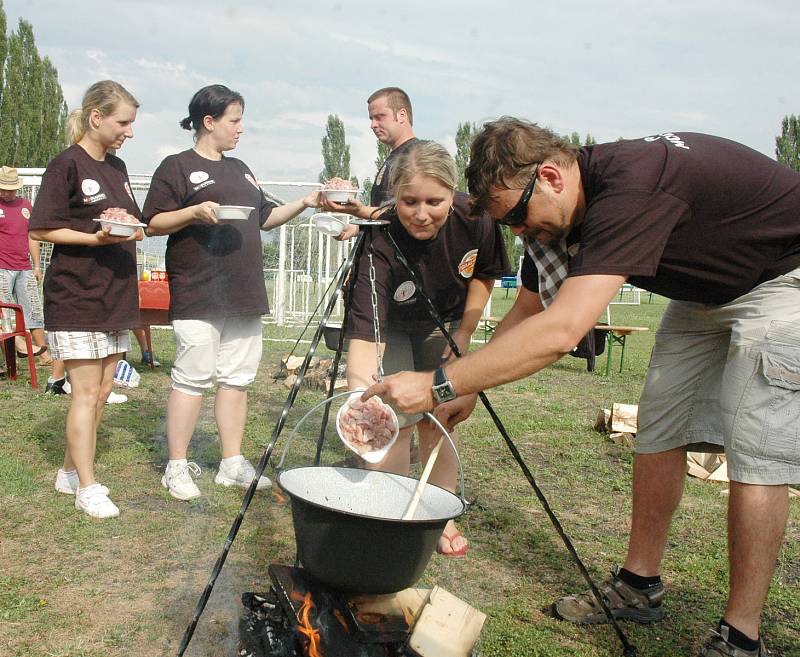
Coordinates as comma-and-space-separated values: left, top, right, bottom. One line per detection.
29, 80, 143, 518
345, 141, 510, 556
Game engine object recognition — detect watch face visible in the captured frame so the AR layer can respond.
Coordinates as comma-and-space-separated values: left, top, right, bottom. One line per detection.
433, 382, 456, 403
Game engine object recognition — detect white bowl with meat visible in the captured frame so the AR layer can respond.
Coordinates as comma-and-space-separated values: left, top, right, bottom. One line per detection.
336, 393, 399, 464
93, 208, 146, 236
321, 177, 359, 204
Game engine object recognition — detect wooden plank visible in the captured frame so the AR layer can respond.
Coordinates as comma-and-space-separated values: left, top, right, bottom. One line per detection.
408, 586, 486, 657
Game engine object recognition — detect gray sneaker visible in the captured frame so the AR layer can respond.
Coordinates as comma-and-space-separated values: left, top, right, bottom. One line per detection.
699, 627, 767, 657
162, 460, 202, 500
553, 567, 665, 624
214, 456, 270, 490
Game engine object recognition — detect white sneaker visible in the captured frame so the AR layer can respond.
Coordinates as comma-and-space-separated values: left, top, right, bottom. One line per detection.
55, 468, 109, 496
106, 391, 128, 404
75, 483, 119, 518
161, 460, 201, 500
214, 456, 271, 490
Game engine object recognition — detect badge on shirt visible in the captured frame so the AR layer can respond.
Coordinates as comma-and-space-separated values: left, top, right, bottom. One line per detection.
0, 209, 5, 219
393, 280, 416, 302
21, 207, 31, 219
189, 171, 209, 184
244, 173, 260, 189
81, 178, 106, 204
458, 249, 478, 278
81, 179, 100, 196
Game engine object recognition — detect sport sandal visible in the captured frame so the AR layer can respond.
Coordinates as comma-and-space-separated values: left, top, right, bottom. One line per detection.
553, 567, 665, 624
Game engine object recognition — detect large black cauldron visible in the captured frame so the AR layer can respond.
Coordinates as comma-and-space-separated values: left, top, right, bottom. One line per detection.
276, 466, 465, 594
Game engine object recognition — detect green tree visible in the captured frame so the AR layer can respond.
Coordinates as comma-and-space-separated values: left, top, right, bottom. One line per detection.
567, 131, 596, 147
0, 1, 7, 110
319, 114, 351, 183
775, 115, 800, 172
0, 12, 67, 165
455, 121, 477, 192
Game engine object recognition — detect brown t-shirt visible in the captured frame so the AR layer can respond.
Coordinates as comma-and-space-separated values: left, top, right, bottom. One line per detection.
29, 145, 140, 331
566, 133, 800, 304
346, 193, 510, 340
141, 149, 277, 321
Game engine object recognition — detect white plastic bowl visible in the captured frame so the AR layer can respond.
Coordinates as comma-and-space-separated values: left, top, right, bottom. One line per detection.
213, 205, 255, 221
311, 212, 347, 237
336, 392, 400, 464
321, 188, 358, 204
92, 218, 146, 237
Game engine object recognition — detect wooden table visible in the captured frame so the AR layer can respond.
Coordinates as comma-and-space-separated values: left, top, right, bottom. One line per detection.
594, 325, 649, 375
138, 281, 170, 369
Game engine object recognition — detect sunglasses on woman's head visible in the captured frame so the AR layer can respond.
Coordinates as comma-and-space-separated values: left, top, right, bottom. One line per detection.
496, 164, 539, 227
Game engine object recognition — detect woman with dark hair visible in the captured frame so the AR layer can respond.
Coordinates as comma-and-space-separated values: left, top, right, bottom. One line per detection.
345, 141, 510, 556
29, 80, 142, 518
143, 84, 320, 501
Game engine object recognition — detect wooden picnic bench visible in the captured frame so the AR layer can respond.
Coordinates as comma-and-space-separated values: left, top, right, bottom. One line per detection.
594, 325, 649, 375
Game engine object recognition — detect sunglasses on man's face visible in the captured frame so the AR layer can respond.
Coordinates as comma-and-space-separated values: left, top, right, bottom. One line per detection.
496, 164, 539, 227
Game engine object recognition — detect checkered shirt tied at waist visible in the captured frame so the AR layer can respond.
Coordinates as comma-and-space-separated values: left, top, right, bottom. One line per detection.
525, 237, 570, 306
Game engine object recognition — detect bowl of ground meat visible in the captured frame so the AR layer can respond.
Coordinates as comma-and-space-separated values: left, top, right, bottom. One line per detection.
336, 393, 399, 463
93, 208, 145, 236
321, 177, 359, 203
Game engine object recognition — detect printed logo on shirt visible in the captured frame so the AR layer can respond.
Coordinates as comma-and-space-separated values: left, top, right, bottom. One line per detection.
244, 173, 260, 189
643, 132, 690, 150
21, 207, 31, 219
189, 171, 209, 184
81, 178, 101, 196
393, 280, 416, 303
0, 209, 5, 219
457, 249, 479, 278
193, 180, 215, 192
124, 182, 134, 201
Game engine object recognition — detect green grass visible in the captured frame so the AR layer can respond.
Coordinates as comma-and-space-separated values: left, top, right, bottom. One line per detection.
0, 290, 798, 657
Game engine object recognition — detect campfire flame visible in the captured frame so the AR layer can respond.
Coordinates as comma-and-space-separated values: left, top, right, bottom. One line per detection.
295, 591, 322, 657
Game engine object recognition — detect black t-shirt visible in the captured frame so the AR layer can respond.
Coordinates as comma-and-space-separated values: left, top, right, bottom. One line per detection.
370, 138, 419, 207
346, 193, 510, 339
142, 149, 277, 320
565, 132, 800, 304
29, 145, 140, 331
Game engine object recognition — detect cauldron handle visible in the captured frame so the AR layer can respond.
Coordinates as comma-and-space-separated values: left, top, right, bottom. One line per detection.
275, 389, 467, 506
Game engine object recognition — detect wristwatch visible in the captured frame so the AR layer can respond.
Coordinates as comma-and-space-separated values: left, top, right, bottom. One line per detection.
431, 367, 457, 404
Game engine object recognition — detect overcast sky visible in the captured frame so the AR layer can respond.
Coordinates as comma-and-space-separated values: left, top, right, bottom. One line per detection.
7, 0, 799, 185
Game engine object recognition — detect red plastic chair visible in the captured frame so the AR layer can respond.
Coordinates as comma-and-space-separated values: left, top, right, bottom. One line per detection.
0, 302, 38, 389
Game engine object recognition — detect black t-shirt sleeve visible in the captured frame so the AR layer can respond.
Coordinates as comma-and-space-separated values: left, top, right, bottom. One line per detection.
29, 159, 75, 230
569, 190, 689, 278
346, 242, 393, 341
142, 157, 186, 222
521, 249, 539, 292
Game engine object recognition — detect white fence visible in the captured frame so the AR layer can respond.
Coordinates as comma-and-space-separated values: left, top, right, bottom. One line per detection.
18, 168, 350, 326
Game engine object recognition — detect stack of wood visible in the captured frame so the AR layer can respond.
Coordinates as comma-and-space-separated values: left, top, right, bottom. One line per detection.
594, 403, 638, 449
271, 355, 348, 391
351, 586, 486, 657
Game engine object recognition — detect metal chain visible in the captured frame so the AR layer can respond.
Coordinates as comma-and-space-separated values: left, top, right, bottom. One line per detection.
368, 250, 384, 382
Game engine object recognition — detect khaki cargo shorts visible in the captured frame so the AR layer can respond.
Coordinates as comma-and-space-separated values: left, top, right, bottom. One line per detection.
636, 267, 800, 484
382, 322, 459, 428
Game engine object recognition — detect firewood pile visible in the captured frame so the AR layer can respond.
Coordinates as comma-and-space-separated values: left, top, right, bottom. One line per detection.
271, 355, 348, 391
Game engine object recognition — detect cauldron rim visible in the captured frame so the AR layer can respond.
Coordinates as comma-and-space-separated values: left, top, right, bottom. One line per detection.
276, 465, 466, 524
